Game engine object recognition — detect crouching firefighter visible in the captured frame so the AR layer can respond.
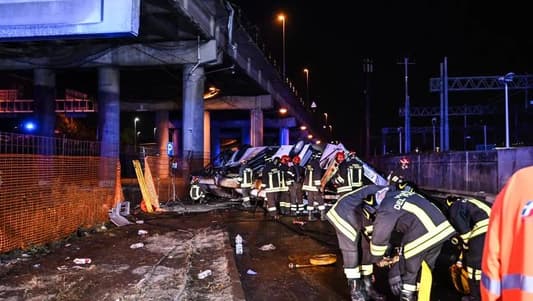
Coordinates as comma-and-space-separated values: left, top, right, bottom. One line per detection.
370, 189, 457, 301
445, 195, 491, 301
326, 185, 388, 301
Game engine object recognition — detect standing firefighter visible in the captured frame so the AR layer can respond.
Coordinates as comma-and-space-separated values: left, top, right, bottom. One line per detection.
237, 160, 254, 208
287, 155, 305, 216
326, 184, 388, 301
303, 152, 326, 221
370, 189, 456, 301
261, 156, 282, 219
445, 195, 491, 301
278, 155, 291, 215
481, 166, 533, 301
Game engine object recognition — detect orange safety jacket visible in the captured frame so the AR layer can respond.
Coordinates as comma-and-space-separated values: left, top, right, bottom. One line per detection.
481, 166, 533, 301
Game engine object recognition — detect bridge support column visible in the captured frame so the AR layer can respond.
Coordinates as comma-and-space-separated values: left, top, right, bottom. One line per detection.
250, 108, 263, 146
279, 127, 289, 145
155, 110, 170, 179
97, 67, 120, 186
33, 68, 56, 155
182, 64, 205, 173
203, 111, 211, 165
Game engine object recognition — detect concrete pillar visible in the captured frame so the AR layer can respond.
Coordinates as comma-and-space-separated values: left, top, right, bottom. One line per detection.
155, 110, 170, 179
279, 127, 289, 145
97, 67, 120, 186
33, 68, 56, 155
241, 125, 250, 145
203, 111, 211, 165
250, 108, 263, 146
182, 64, 205, 172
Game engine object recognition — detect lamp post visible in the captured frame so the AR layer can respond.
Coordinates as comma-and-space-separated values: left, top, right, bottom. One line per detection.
277, 14, 286, 80
303, 68, 309, 105
134, 117, 140, 150
323, 112, 328, 128
431, 117, 437, 151
498, 72, 515, 148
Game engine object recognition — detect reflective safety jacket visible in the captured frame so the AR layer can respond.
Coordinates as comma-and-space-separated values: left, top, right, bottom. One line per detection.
238, 165, 254, 188
302, 158, 322, 192
448, 197, 491, 247
348, 159, 364, 189
481, 166, 533, 301
261, 162, 286, 192
326, 185, 387, 242
331, 160, 356, 194
370, 190, 456, 260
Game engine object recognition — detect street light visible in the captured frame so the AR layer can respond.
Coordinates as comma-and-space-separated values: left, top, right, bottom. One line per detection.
303, 68, 310, 105
323, 112, 328, 128
134, 117, 140, 150
431, 117, 437, 151
277, 13, 286, 80
498, 72, 515, 148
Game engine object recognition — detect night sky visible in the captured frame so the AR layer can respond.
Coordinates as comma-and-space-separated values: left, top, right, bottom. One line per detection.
230, 0, 532, 152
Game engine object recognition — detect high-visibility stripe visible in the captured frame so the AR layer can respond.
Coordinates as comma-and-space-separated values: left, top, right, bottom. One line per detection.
370, 242, 388, 256
502, 274, 533, 292
337, 185, 352, 193
467, 266, 482, 280
360, 264, 373, 275
326, 207, 357, 242
470, 219, 488, 238
468, 198, 491, 216
481, 273, 501, 296
344, 267, 361, 279
267, 206, 277, 212
403, 283, 418, 292
483, 273, 533, 296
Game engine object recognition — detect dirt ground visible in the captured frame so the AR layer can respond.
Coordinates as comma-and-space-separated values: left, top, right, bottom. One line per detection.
0, 200, 464, 301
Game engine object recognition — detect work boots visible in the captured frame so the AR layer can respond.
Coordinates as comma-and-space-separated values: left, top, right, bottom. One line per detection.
400, 289, 417, 301
320, 209, 327, 221
349, 279, 366, 301
362, 275, 386, 301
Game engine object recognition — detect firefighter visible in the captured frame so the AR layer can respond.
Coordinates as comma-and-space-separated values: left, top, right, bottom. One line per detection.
370, 189, 457, 301
481, 166, 533, 301
445, 195, 491, 301
189, 176, 205, 203
261, 156, 282, 219
287, 155, 305, 216
237, 159, 254, 208
278, 155, 291, 215
326, 184, 388, 301
303, 152, 326, 221
330, 151, 357, 197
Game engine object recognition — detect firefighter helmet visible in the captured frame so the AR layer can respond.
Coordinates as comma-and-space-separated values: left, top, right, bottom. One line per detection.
292, 156, 301, 164
335, 151, 345, 162
281, 155, 291, 164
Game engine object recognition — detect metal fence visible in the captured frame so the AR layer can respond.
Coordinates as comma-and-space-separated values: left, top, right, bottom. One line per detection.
0, 132, 115, 254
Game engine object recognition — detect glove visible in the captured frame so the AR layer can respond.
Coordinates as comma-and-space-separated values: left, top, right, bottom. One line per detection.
388, 262, 402, 296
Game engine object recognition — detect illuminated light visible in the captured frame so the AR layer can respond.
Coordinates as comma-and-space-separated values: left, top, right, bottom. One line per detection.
277, 14, 285, 22
23, 121, 36, 132
203, 86, 220, 99
279, 107, 288, 114
316, 140, 321, 144
300, 125, 307, 131
307, 134, 313, 139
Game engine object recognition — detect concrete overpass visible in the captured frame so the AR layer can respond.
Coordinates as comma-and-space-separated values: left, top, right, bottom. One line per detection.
0, 0, 325, 177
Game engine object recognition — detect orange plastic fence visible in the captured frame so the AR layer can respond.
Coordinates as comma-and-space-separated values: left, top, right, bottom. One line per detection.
0, 154, 115, 253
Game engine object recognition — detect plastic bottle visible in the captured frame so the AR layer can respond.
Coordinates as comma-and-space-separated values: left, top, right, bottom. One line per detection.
197, 269, 212, 279
235, 234, 243, 255
130, 242, 145, 249
73, 258, 92, 264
